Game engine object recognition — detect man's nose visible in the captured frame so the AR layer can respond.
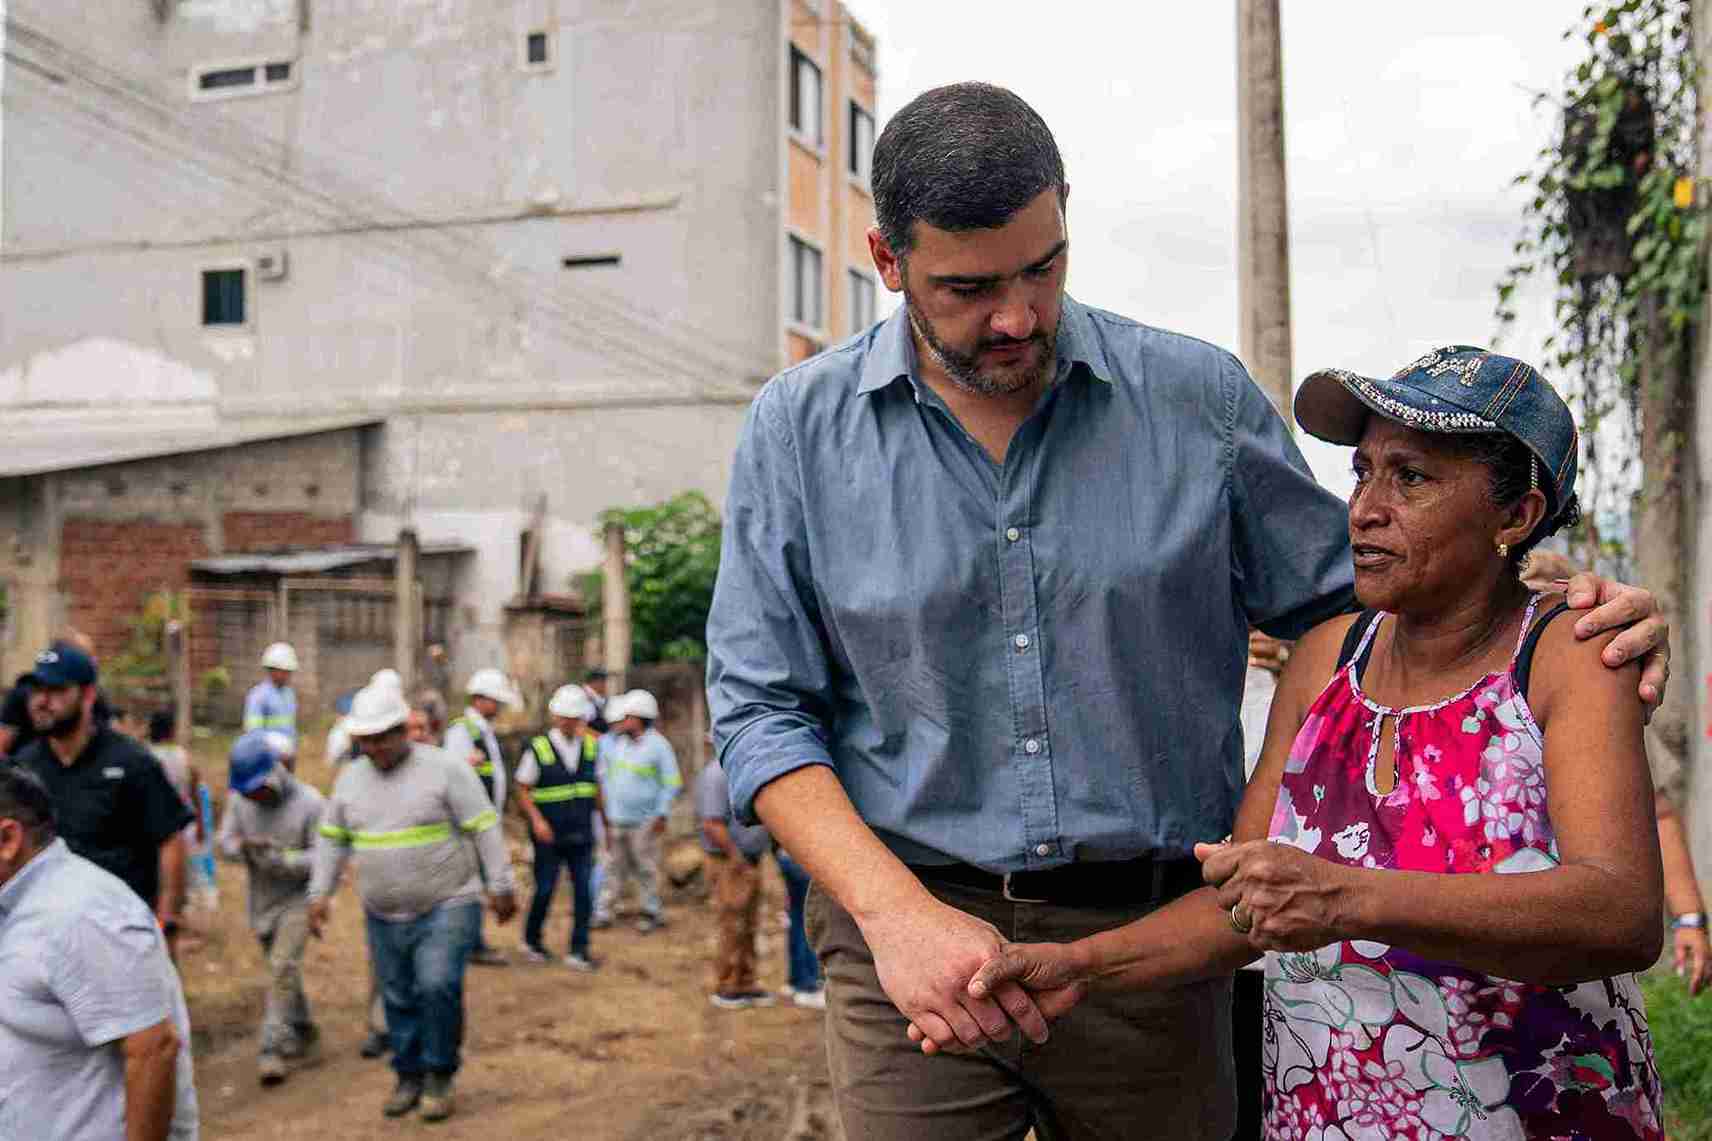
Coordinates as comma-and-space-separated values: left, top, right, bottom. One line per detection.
990, 288, 1037, 342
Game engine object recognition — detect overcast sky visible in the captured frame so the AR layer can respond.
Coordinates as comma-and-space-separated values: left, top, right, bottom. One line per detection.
849, 0, 1586, 492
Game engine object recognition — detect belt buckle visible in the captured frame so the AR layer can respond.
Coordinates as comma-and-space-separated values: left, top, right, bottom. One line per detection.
1001, 872, 1049, 904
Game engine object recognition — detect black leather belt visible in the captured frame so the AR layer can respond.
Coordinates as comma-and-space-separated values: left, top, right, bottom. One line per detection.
911, 856, 1203, 909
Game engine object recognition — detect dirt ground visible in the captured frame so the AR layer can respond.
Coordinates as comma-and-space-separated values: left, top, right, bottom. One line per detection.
178, 736, 840, 1141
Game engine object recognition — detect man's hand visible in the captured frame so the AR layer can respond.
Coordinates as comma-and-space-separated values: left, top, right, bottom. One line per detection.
858, 894, 1052, 1053
1563, 573, 1670, 714
307, 898, 329, 939
530, 818, 554, 845
467, 750, 486, 769
906, 944, 1089, 1055
1248, 631, 1290, 676
491, 891, 518, 925
1675, 925, 1712, 997
1198, 840, 1351, 952
651, 816, 667, 838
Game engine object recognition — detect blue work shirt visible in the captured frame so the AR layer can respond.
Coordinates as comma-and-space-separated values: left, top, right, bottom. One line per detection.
243, 679, 297, 744
599, 729, 682, 826
706, 297, 1354, 873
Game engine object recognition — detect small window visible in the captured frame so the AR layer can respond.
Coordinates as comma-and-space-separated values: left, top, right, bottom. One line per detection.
789, 236, 822, 330
199, 66, 255, 91
202, 268, 246, 327
562, 254, 621, 269
848, 270, 876, 335
526, 31, 549, 65
789, 47, 822, 146
264, 61, 292, 83
848, 103, 875, 183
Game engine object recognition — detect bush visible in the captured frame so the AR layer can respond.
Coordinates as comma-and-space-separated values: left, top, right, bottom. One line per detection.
1642, 972, 1712, 1138
580, 492, 721, 664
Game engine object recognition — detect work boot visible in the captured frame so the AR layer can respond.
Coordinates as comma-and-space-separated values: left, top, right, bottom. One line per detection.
469, 945, 509, 967
382, 1075, 423, 1118
420, 1073, 456, 1122
360, 1030, 390, 1059
282, 1024, 320, 1060
257, 1052, 287, 1086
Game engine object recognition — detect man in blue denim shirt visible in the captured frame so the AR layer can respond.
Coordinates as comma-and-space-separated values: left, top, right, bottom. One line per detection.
706, 83, 1669, 1140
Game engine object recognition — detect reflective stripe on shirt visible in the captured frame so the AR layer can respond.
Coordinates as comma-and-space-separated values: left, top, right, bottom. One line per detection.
460, 808, 498, 833
320, 821, 456, 849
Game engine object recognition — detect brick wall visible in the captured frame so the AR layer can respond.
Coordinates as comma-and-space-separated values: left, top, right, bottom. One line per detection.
222, 511, 354, 554
59, 518, 209, 664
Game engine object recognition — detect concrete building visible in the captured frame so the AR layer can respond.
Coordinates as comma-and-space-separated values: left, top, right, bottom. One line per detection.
0, 0, 880, 696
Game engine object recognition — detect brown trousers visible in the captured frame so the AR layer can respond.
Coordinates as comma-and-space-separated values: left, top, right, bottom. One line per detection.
807, 879, 1234, 1141
712, 853, 762, 995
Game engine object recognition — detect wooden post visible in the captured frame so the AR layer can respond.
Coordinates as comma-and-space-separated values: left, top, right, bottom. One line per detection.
602, 521, 631, 695
1237, 0, 1295, 423
166, 617, 192, 744
395, 527, 420, 693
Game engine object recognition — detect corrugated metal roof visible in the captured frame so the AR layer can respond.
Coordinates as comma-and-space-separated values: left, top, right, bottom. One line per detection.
191, 543, 473, 577
0, 415, 382, 479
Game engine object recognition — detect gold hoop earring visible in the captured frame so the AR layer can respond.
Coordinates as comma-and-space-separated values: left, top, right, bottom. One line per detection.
1497, 541, 1509, 560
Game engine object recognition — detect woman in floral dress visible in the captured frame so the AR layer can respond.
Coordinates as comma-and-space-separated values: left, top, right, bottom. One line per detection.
941, 347, 1664, 1140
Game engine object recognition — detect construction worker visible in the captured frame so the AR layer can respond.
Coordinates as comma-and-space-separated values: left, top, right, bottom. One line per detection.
592, 689, 681, 933
245, 644, 300, 765
216, 730, 324, 1087
443, 668, 517, 966
308, 682, 516, 1123
515, 685, 606, 970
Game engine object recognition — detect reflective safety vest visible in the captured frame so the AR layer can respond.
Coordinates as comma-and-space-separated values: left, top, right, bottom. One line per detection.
527, 733, 599, 842
453, 715, 501, 782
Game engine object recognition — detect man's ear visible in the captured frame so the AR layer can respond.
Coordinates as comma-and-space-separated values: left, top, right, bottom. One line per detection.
868, 227, 905, 293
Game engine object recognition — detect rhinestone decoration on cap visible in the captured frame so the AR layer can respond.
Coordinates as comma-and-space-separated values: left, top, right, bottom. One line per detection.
1326, 369, 1501, 434
1393, 347, 1486, 388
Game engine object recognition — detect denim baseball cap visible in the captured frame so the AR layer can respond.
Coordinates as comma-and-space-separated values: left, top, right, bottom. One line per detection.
22, 642, 98, 688
1295, 345, 1579, 518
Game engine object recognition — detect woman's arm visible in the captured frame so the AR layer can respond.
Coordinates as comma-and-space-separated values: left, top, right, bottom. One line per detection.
1207, 623, 1662, 986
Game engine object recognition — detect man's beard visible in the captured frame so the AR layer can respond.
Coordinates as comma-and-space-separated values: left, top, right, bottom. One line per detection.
904, 286, 1059, 397
32, 705, 84, 739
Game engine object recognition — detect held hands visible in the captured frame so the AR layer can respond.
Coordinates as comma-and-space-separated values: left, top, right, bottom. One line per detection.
905, 942, 1089, 1056
862, 894, 1060, 1057
1196, 840, 1350, 952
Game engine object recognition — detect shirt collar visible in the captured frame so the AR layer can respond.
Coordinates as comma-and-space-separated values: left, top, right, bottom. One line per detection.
855, 294, 1114, 397
0, 837, 68, 921
463, 707, 489, 731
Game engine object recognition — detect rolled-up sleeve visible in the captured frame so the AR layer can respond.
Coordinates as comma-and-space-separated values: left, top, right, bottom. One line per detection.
706, 384, 836, 824
1225, 358, 1357, 639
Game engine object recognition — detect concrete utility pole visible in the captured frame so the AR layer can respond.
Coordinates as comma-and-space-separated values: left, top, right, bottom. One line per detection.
602, 521, 631, 695
1685, 0, 1712, 888
1237, 0, 1295, 422
394, 527, 420, 693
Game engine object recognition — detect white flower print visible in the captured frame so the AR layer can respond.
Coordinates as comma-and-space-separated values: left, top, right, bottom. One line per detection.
1383, 1025, 1523, 1137
1332, 822, 1372, 861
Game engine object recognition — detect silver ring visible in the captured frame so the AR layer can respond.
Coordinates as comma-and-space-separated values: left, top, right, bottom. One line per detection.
1229, 902, 1253, 935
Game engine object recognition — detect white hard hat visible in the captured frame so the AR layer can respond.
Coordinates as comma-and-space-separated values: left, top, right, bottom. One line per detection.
547, 685, 596, 722
618, 689, 659, 722
466, 668, 519, 706
369, 668, 403, 694
261, 642, 299, 672
345, 682, 411, 738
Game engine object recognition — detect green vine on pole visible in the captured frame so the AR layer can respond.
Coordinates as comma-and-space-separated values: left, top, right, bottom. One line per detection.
1495, 0, 1705, 568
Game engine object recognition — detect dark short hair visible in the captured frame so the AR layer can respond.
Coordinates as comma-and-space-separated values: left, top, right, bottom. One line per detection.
0, 764, 56, 845
1452, 433, 1583, 565
872, 82, 1066, 255
148, 710, 175, 744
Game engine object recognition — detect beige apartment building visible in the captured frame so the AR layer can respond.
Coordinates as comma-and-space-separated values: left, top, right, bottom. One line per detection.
0, 0, 881, 693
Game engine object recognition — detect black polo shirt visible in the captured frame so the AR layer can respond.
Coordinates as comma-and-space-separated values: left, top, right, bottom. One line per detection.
10, 726, 193, 909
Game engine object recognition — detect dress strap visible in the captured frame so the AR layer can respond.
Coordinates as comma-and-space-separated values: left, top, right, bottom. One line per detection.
1514, 599, 1573, 700
1509, 594, 1544, 661
1340, 610, 1386, 680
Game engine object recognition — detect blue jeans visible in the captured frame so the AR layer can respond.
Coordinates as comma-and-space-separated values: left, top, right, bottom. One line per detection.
776, 849, 822, 993
365, 901, 481, 1078
526, 837, 595, 956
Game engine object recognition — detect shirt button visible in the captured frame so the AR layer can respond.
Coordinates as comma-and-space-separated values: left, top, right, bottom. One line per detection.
1013, 633, 1030, 650
1005, 527, 1021, 542
1035, 844, 1052, 857
1023, 738, 1041, 755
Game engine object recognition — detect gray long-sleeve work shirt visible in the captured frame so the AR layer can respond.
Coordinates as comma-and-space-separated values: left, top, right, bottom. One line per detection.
216, 772, 323, 936
706, 296, 1355, 873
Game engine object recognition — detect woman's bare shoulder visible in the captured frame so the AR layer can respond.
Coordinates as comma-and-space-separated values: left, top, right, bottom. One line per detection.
1526, 595, 1639, 718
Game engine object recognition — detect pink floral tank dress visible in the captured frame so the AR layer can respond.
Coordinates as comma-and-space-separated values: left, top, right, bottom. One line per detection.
1262, 597, 1662, 1141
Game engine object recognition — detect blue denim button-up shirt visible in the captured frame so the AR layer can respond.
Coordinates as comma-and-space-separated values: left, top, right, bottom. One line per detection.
707, 297, 1355, 872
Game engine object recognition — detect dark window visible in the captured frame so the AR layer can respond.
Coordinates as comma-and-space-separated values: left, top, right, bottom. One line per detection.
562, 255, 621, 269
848, 270, 876, 334
526, 32, 549, 65
202, 269, 246, 326
790, 236, 822, 329
198, 66, 255, 91
848, 103, 874, 182
264, 61, 292, 83
789, 47, 822, 145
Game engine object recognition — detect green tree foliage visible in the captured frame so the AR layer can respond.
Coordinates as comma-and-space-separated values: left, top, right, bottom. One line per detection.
580, 491, 722, 664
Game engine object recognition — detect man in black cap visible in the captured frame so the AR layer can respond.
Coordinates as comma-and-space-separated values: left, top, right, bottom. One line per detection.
0, 630, 111, 758
6, 644, 193, 949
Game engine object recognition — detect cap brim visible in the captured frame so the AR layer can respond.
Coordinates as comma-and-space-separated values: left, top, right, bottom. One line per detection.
232, 772, 272, 795
1298, 366, 1508, 447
